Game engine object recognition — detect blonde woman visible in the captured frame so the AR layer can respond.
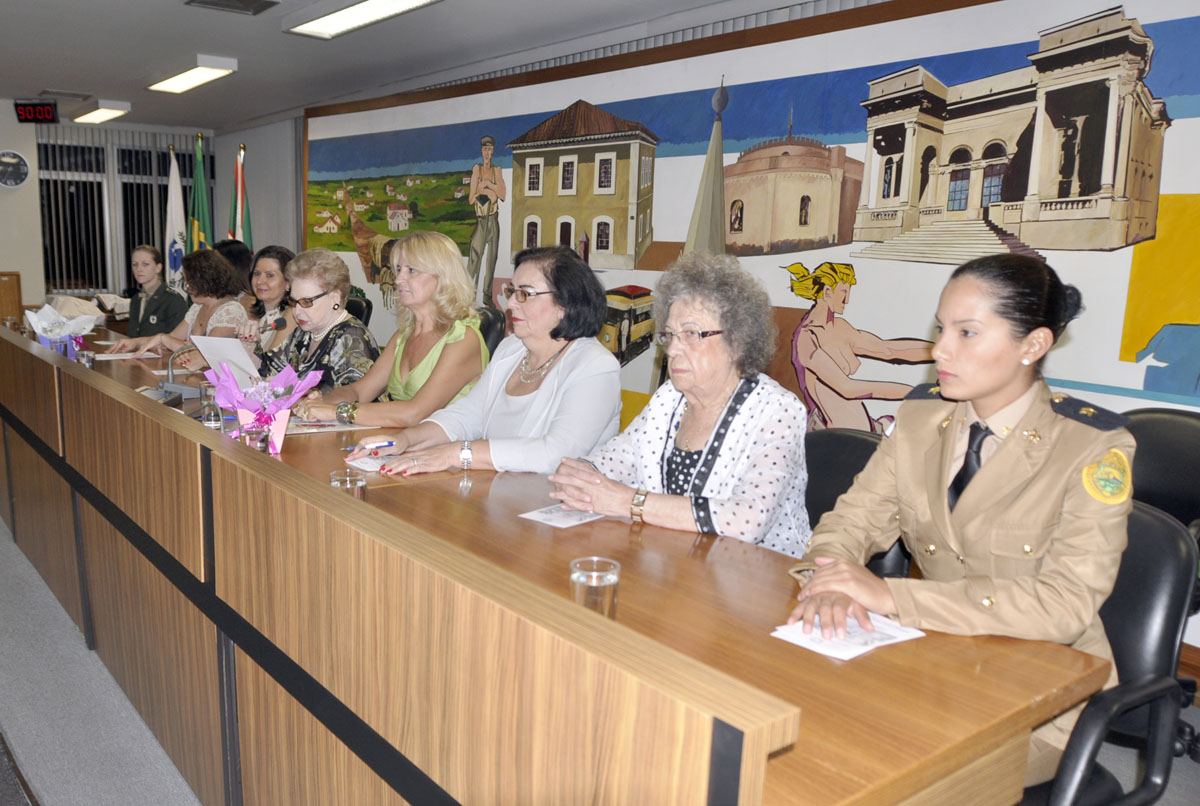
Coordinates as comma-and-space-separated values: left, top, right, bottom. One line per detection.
788, 261, 931, 432
296, 231, 487, 427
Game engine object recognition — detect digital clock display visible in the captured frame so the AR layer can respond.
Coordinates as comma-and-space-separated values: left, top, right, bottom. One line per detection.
14, 99, 58, 124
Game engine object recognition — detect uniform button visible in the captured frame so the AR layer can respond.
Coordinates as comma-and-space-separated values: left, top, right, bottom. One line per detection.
956, 554, 965, 563
1022, 544, 1034, 555
980, 596, 995, 608
925, 544, 937, 555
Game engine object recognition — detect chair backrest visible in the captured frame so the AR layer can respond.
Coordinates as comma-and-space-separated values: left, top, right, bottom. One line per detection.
804, 428, 882, 523
803, 428, 912, 578
1101, 501, 1197, 684
478, 306, 506, 358
1124, 407, 1200, 528
344, 296, 373, 328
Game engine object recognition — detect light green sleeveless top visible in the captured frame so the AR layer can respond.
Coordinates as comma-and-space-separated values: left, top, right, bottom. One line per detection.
386, 315, 486, 404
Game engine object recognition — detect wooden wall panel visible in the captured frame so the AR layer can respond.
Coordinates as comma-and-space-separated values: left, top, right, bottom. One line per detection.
7, 432, 83, 631
78, 500, 224, 806
210, 457, 789, 805
0, 423, 12, 533
0, 330, 62, 454
61, 373, 204, 579
235, 648, 411, 806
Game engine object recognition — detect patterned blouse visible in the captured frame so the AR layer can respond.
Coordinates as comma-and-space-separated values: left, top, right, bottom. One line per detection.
258, 315, 379, 393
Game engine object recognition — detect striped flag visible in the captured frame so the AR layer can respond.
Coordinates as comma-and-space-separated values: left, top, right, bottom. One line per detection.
227, 144, 252, 249
187, 133, 212, 254
163, 146, 187, 295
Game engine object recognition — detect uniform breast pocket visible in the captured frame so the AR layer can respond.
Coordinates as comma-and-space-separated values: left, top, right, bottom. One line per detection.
987, 522, 1055, 579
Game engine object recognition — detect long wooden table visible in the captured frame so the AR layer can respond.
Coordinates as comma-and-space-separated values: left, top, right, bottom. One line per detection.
0, 326, 1111, 805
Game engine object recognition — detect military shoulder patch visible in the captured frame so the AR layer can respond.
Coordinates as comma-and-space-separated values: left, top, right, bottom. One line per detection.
905, 382, 943, 400
1082, 448, 1132, 505
1050, 394, 1128, 430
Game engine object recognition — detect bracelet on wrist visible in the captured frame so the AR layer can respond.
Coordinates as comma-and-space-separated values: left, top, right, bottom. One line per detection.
630, 489, 648, 524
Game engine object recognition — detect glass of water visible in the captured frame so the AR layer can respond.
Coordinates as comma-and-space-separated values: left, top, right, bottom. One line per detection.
569, 556, 620, 618
330, 469, 366, 499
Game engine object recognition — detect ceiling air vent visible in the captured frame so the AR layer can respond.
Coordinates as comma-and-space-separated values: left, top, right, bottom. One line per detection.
184, 0, 279, 15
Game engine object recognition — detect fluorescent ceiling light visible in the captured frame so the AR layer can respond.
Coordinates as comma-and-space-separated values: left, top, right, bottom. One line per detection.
148, 55, 238, 94
284, 0, 442, 40
72, 99, 131, 124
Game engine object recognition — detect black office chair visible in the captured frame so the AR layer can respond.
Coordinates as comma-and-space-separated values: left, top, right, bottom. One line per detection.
344, 295, 373, 328
478, 306, 506, 358
1021, 501, 1197, 805
803, 428, 911, 578
1125, 407, 1200, 760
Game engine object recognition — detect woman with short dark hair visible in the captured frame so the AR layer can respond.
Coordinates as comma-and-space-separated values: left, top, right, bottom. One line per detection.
787, 253, 1134, 786
550, 252, 811, 558
348, 246, 620, 475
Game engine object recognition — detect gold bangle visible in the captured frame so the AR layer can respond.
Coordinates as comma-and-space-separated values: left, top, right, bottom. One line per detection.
630, 489, 648, 524
348, 401, 359, 424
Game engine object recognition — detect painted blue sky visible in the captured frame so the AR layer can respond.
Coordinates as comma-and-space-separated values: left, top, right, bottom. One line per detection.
308, 14, 1200, 180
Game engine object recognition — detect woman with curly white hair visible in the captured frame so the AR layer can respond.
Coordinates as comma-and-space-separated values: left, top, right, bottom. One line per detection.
551, 252, 812, 558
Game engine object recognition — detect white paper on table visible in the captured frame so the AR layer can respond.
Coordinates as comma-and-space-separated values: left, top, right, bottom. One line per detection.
771, 612, 924, 660
92, 339, 118, 346
345, 455, 388, 472
94, 352, 139, 360
190, 335, 259, 389
150, 369, 195, 376
519, 504, 605, 528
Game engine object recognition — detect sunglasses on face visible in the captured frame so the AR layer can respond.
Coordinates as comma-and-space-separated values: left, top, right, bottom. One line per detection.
502, 284, 554, 304
654, 329, 724, 346
292, 289, 332, 308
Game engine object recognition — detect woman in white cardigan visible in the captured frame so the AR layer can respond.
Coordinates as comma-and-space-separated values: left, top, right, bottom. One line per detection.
348, 246, 620, 475
550, 253, 812, 558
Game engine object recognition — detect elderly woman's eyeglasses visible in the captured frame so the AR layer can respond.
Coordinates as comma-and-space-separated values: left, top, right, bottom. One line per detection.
655, 329, 724, 346
293, 290, 332, 308
502, 284, 554, 303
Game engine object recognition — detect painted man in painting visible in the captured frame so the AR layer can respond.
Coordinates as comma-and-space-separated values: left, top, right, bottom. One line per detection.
787, 261, 932, 433
467, 135, 507, 307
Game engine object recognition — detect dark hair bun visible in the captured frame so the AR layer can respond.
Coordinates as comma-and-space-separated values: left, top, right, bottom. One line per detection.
1059, 283, 1084, 331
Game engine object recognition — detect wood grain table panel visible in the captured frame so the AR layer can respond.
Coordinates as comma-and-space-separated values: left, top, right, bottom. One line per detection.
235, 647, 411, 806
0, 329, 63, 454
59, 366, 205, 578
211, 452, 797, 805
7, 431, 84, 631
267, 447, 1112, 805
0, 423, 12, 532
78, 499, 224, 806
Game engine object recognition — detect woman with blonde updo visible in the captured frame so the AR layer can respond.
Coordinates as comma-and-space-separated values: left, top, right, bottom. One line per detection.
787, 261, 931, 432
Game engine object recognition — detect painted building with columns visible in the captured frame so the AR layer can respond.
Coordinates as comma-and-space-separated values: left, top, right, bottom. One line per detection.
852, 7, 1169, 253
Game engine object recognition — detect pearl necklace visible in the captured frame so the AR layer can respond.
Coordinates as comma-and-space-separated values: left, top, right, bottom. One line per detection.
518, 341, 570, 383
309, 310, 347, 343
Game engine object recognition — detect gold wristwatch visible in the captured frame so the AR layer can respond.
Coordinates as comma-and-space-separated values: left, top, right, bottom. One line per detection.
630, 489, 648, 524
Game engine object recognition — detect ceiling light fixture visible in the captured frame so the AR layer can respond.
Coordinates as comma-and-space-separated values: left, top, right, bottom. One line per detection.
283, 0, 442, 40
72, 99, 131, 124
148, 55, 238, 94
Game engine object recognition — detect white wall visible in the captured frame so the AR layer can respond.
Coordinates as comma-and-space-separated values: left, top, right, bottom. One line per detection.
0, 102, 45, 305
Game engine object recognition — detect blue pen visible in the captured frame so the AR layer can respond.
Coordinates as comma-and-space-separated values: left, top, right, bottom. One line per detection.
343, 441, 395, 451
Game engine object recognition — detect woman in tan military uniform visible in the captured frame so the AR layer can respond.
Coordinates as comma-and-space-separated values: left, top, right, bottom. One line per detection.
787, 253, 1135, 785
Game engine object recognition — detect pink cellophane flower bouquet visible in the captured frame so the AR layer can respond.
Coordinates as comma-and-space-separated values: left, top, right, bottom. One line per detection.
202, 364, 323, 454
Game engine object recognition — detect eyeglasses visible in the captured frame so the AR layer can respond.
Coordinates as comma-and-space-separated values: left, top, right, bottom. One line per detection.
655, 329, 724, 346
502, 284, 555, 304
293, 289, 332, 308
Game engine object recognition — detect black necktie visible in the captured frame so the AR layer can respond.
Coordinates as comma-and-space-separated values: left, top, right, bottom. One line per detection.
948, 422, 992, 511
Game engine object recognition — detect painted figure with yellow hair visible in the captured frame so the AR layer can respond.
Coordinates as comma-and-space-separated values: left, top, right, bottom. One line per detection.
787, 261, 932, 432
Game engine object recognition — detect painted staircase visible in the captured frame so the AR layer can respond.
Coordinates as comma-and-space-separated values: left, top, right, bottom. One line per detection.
851, 218, 1042, 265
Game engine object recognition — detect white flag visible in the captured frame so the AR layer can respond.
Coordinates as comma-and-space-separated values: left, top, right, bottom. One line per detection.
164, 149, 187, 295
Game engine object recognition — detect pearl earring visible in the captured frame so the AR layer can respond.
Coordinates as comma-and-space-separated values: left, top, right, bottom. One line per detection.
1021, 358, 1031, 366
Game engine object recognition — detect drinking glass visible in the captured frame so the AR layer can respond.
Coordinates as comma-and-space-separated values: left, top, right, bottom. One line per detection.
330, 469, 366, 499
569, 556, 620, 618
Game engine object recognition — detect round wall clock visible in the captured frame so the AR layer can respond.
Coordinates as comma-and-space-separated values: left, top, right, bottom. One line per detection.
0, 150, 31, 188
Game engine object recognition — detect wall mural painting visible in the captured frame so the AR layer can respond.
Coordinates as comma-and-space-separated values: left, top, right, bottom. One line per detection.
784, 261, 932, 433
307, 2, 1200, 431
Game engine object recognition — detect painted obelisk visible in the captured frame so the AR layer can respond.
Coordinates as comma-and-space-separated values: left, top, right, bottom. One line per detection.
684, 80, 729, 255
